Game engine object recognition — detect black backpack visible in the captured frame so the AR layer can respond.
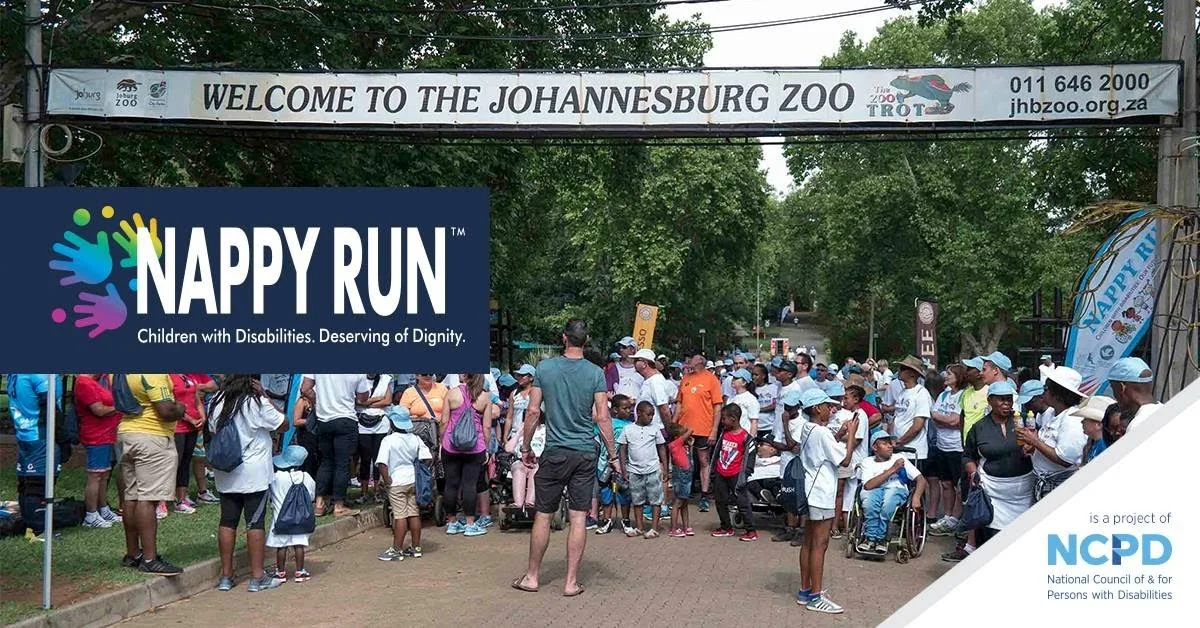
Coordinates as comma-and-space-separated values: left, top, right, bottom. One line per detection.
273, 473, 316, 535
208, 415, 245, 472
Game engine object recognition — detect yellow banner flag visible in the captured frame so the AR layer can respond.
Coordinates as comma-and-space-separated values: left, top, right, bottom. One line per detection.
633, 303, 659, 350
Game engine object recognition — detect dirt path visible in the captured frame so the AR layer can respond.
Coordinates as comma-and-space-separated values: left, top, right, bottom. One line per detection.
121, 508, 953, 627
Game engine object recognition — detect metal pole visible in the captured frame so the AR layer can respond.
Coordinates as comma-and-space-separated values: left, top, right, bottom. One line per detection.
1154, 0, 1199, 399
24, 0, 43, 188
756, 274, 761, 352
869, 291, 876, 361
43, 375, 56, 610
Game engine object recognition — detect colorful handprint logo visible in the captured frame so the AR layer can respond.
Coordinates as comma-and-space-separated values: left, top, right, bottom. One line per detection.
47, 206, 163, 339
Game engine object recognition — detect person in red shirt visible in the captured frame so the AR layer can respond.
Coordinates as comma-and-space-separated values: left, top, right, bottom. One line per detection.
665, 421, 694, 537
171, 374, 212, 514
710, 404, 757, 541
75, 374, 123, 528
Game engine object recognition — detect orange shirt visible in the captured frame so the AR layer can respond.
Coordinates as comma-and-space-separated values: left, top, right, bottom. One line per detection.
399, 383, 449, 424
678, 371, 722, 437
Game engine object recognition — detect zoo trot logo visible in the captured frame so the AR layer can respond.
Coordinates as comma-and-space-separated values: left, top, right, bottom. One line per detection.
867, 73, 973, 118
47, 205, 164, 339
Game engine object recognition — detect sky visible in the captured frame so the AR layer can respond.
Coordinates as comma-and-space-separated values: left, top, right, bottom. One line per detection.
662, 0, 1064, 195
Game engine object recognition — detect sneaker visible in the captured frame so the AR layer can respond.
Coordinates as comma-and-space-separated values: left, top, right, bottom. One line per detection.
205, 468, 215, 481
463, 522, 488, 537
174, 501, 197, 514
930, 523, 955, 537
697, 497, 711, 512
294, 568, 312, 582
790, 533, 805, 547
795, 589, 813, 604
941, 548, 969, 563
625, 526, 642, 538
643, 529, 660, 539
642, 505, 653, 520
139, 557, 183, 577
739, 531, 759, 542
772, 528, 797, 542
873, 540, 888, 555
445, 521, 465, 535
265, 566, 284, 580
477, 515, 495, 529
710, 528, 735, 537
121, 553, 143, 568
595, 519, 613, 535
401, 546, 422, 558
197, 490, 220, 504
247, 574, 283, 592
857, 540, 873, 553
684, 527, 694, 536
377, 547, 404, 561
585, 516, 598, 530
83, 513, 113, 528
156, 502, 168, 519
349, 477, 362, 488
99, 506, 122, 522
217, 576, 235, 592
660, 504, 671, 517
806, 593, 844, 614
621, 519, 637, 536
760, 488, 774, 504
668, 528, 687, 538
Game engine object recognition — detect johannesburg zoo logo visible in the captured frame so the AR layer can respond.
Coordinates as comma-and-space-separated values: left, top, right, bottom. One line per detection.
116, 78, 140, 93
879, 74, 972, 116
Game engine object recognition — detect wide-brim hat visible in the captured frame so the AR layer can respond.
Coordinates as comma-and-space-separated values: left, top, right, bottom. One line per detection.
1045, 366, 1086, 398
895, 355, 926, 375
272, 445, 308, 469
1076, 395, 1116, 422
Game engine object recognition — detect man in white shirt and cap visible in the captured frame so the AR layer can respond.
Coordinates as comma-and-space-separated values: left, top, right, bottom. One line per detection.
1108, 357, 1162, 430
605, 337, 644, 399
1038, 355, 1055, 383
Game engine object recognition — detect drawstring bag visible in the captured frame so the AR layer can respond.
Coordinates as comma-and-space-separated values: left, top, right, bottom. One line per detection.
208, 418, 246, 472
273, 473, 316, 535
415, 460, 433, 507
110, 374, 143, 415
448, 386, 480, 453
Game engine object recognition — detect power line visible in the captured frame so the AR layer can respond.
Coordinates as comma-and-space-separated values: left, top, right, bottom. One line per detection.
142, 1, 924, 43
119, 0, 748, 16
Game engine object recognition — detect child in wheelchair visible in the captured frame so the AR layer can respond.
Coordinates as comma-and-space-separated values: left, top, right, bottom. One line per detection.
853, 430, 926, 555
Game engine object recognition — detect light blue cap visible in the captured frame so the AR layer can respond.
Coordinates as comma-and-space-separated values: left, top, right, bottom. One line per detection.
617, 336, 638, 347
770, 356, 783, 367
272, 445, 308, 469
732, 368, 753, 383
983, 351, 1012, 372
514, 364, 536, 376
724, 358, 734, 366
963, 357, 985, 370
780, 388, 803, 407
987, 381, 1017, 397
497, 374, 517, 388
670, 361, 683, 369
1017, 380, 1044, 404
826, 381, 846, 397
609, 352, 620, 360
800, 388, 837, 409
490, 367, 502, 380
869, 429, 892, 447
386, 405, 413, 431
1108, 357, 1153, 383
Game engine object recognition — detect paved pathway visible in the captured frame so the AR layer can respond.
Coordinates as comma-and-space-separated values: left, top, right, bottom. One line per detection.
122, 508, 954, 627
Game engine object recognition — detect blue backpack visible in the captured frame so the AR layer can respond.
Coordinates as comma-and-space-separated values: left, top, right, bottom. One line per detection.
273, 473, 316, 535
415, 459, 433, 507
208, 416, 245, 472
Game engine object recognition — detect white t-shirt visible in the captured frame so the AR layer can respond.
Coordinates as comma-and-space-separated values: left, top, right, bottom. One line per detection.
749, 454, 781, 482
303, 374, 370, 422
210, 396, 286, 494
794, 375, 818, 394
637, 372, 672, 430
663, 378, 679, 404
891, 384, 932, 460
856, 453, 921, 491
1126, 403, 1163, 431
356, 375, 394, 435
617, 422, 665, 474
1031, 407, 1088, 475
756, 382, 778, 415
883, 378, 905, 417
797, 422, 844, 510
933, 388, 964, 452
730, 390, 760, 433
507, 389, 532, 441
376, 432, 432, 487
773, 380, 802, 444
835, 407, 870, 465
612, 362, 644, 399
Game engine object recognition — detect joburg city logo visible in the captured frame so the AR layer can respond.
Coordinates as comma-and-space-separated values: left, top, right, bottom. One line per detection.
47, 205, 164, 338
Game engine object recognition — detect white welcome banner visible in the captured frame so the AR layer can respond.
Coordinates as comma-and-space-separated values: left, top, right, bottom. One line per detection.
46, 64, 1179, 131
1066, 211, 1158, 396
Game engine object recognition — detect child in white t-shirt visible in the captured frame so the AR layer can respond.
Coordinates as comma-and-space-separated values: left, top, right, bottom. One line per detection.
375, 408, 432, 561
855, 431, 926, 555
267, 446, 317, 582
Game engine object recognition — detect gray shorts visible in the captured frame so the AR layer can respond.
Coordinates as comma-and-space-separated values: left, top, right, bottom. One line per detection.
808, 506, 836, 521
629, 470, 664, 506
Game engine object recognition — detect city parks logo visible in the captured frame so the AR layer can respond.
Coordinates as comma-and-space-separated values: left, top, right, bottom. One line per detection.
867, 74, 972, 118
47, 206, 164, 338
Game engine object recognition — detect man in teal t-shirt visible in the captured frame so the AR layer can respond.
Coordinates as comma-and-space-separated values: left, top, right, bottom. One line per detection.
516, 319, 619, 598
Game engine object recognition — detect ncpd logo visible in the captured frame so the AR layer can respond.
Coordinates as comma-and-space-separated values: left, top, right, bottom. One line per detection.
1048, 533, 1172, 566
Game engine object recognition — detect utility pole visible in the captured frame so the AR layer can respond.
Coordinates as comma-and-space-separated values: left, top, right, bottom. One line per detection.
1154, 0, 1200, 400
756, 274, 761, 352
24, 0, 43, 188
868, 291, 876, 361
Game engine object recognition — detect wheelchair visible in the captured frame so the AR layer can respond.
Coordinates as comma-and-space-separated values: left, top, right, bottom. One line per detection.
843, 447, 927, 564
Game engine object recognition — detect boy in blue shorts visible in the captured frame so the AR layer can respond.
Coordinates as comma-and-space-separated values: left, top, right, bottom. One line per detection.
596, 395, 635, 535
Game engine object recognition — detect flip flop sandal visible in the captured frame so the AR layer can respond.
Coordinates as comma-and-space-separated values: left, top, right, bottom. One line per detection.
563, 585, 585, 597
511, 577, 538, 593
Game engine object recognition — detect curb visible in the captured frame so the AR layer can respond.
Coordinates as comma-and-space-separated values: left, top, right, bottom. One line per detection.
11, 506, 386, 628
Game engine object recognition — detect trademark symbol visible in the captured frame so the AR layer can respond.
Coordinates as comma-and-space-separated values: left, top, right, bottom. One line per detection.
451, 227, 467, 237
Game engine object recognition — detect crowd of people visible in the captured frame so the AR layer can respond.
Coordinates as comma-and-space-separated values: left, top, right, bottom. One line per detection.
4, 322, 1167, 605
